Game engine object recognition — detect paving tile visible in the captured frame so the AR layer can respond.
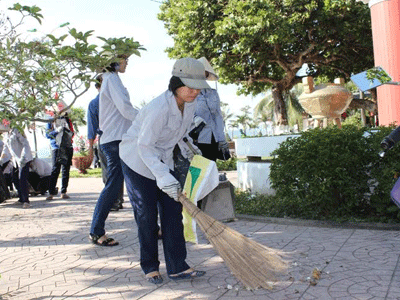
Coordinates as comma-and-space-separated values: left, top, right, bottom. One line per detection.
1, 177, 400, 299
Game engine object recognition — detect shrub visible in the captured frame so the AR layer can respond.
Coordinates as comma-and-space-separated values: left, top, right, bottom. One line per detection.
269, 125, 400, 222
234, 190, 287, 217
216, 156, 237, 171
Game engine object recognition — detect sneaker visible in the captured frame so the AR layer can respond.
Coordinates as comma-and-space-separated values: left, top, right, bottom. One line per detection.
61, 193, 70, 199
22, 202, 31, 209
46, 195, 54, 200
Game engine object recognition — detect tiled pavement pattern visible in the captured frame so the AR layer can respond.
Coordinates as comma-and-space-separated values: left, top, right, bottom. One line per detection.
1, 176, 400, 300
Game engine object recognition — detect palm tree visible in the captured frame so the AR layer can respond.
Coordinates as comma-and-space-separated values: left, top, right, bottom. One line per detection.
220, 101, 234, 140
235, 106, 252, 136
254, 85, 305, 130
228, 119, 239, 139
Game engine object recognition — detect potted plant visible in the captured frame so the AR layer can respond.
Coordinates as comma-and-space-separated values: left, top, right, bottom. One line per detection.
72, 135, 93, 173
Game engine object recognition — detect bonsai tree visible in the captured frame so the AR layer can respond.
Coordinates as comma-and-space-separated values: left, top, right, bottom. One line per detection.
159, 0, 374, 125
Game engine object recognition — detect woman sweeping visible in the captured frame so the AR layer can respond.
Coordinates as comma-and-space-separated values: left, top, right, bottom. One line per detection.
119, 57, 209, 284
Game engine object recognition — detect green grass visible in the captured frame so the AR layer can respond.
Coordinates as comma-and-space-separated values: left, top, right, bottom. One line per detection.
69, 168, 103, 178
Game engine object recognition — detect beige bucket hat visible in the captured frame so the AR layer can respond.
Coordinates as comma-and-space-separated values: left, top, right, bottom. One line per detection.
197, 57, 219, 81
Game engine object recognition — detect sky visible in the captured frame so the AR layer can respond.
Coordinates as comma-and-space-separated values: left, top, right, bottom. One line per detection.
2, 0, 265, 118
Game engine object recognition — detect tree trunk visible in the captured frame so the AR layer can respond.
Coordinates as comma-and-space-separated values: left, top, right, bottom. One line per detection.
348, 98, 377, 111
0, 171, 10, 204
272, 87, 288, 125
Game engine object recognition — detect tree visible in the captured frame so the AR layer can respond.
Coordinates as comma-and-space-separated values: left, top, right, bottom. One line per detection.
159, 0, 374, 125
220, 101, 234, 140
0, 4, 145, 131
254, 83, 304, 127
235, 105, 252, 136
69, 107, 87, 133
228, 119, 239, 139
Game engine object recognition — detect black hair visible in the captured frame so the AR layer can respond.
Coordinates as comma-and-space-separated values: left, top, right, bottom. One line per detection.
103, 54, 129, 73
168, 76, 185, 96
103, 62, 119, 73
95, 74, 103, 89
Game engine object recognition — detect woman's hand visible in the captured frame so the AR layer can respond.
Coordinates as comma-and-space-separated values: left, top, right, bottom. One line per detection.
161, 181, 182, 201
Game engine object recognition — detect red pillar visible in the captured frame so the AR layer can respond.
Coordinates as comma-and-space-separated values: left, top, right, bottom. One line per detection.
370, 0, 400, 126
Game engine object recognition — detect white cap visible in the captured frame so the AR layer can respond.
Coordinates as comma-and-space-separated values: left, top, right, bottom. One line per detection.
55, 100, 71, 114
172, 57, 211, 89
197, 57, 219, 81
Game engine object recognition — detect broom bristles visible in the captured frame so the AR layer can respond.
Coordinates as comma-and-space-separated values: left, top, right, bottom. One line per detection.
179, 194, 288, 290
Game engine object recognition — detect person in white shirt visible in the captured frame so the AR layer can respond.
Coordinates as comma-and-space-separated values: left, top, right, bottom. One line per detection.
89, 54, 138, 247
119, 58, 209, 284
29, 157, 52, 195
0, 134, 14, 193
3, 128, 33, 208
194, 57, 230, 161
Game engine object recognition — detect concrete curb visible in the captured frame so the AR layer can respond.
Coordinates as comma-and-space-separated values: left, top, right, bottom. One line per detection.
237, 213, 400, 231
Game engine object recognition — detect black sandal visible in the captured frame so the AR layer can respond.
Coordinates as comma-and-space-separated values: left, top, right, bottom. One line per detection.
146, 271, 163, 284
89, 234, 119, 246
168, 268, 206, 281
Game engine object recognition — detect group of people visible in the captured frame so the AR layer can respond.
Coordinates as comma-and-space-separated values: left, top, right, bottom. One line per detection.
0, 110, 75, 207
0, 129, 34, 208
0, 54, 230, 285
85, 55, 230, 284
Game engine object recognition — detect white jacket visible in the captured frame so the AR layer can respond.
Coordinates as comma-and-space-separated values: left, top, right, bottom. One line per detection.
3, 129, 33, 168
120, 90, 197, 190
30, 158, 52, 177
0, 143, 13, 174
99, 72, 138, 144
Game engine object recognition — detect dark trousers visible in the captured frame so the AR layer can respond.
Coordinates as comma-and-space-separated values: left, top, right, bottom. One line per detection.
197, 134, 219, 161
12, 162, 31, 203
121, 160, 190, 275
29, 172, 50, 194
1, 161, 14, 191
49, 148, 73, 194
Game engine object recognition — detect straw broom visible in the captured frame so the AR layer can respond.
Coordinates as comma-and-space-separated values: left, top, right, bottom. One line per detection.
178, 193, 288, 290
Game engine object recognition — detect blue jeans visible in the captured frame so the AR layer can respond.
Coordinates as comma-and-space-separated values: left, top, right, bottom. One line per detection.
121, 160, 190, 275
90, 141, 124, 236
98, 138, 123, 204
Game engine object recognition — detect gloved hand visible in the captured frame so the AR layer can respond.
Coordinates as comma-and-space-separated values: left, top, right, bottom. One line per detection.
218, 140, 230, 160
218, 140, 229, 152
161, 181, 182, 201
185, 148, 195, 162
182, 137, 201, 161
381, 137, 395, 151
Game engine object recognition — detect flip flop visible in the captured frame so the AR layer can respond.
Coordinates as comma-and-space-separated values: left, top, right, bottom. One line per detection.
89, 234, 119, 246
168, 269, 206, 281
146, 271, 163, 284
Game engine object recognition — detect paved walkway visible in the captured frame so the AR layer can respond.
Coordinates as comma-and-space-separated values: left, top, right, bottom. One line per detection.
1, 175, 400, 300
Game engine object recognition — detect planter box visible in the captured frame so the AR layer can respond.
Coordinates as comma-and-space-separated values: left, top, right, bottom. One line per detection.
235, 135, 300, 158
237, 161, 275, 195
236, 135, 300, 194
